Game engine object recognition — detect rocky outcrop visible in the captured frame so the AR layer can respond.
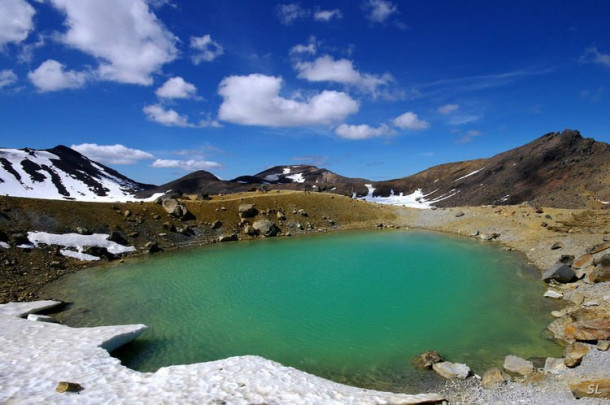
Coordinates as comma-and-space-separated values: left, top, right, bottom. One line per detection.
252, 220, 280, 237
239, 204, 258, 219
432, 362, 470, 379
162, 199, 188, 219
565, 317, 610, 341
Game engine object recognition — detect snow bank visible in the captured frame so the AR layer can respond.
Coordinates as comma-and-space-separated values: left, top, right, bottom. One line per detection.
0, 241, 9, 249
356, 184, 457, 209
0, 301, 444, 405
453, 167, 485, 182
27, 232, 136, 261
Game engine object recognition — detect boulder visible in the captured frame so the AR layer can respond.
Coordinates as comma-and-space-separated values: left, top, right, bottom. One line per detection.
548, 316, 574, 341
564, 342, 590, 367
543, 290, 563, 299
211, 220, 222, 230
551, 242, 564, 250
277, 211, 286, 220
432, 362, 470, 379
239, 204, 258, 218
455, 212, 465, 217
541, 262, 576, 283
253, 219, 280, 237
588, 242, 610, 255
588, 266, 610, 283
162, 199, 188, 219
108, 230, 129, 245
570, 379, 610, 399
597, 341, 610, 351
219, 234, 238, 242
481, 367, 511, 389
144, 241, 161, 254
565, 317, 610, 341
503, 355, 533, 376
570, 292, 585, 305
595, 254, 610, 267
414, 350, 443, 369
543, 358, 567, 374
573, 253, 593, 269
56, 382, 83, 393
83, 246, 116, 260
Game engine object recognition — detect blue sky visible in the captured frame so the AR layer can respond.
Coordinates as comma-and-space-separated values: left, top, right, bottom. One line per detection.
1, 0, 609, 185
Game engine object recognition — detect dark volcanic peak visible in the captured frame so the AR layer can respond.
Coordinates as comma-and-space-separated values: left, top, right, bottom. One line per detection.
0, 145, 154, 201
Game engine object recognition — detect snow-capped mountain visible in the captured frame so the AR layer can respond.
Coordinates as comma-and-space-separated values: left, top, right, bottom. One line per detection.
0, 146, 155, 201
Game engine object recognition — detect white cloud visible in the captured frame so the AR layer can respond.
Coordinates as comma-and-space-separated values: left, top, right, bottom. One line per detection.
151, 159, 221, 171
448, 114, 480, 126
143, 104, 193, 127
0, 69, 18, 88
295, 55, 392, 95
290, 37, 317, 55
276, 3, 309, 25
190, 34, 224, 64
581, 46, 610, 68
17, 34, 45, 64
218, 73, 359, 127
156, 77, 197, 99
456, 130, 482, 143
314, 9, 342, 22
0, 0, 35, 46
393, 111, 429, 130
363, 0, 397, 23
50, 0, 178, 85
335, 123, 393, 140
28, 59, 88, 92
438, 103, 460, 115
71, 143, 154, 165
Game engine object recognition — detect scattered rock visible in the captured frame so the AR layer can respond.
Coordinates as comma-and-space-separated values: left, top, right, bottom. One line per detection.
541, 261, 576, 283
583, 300, 599, 307
543, 358, 566, 374
432, 362, 470, 380
541, 222, 548, 227
570, 379, 610, 399
56, 382, 83, 393
108, 230, 129, 245
588, 266, 610, 283
298, 209, 308, 217
144, 241, 161, 254
253, 219, 280, 237
414, 350, 443, 369
276, 211, 286, 220
503, 355, 533, 376
123, 210, 131, 218
564, 342, 590, 367
455, 212, 465, 217
470, 230, 479, 237
75, 226, 90, 235
244, 225, 257, 236
559, 255, 575, 265
570, 292, 585, 305
543, 290, 563, 299
82, 246, 115, 261
481, 367, 511, 389
238, 204, 258, 218
588, 242, 610, 255
597, 341, 610, 351
211, 220, 222, 230
162, 199, 188, 219
593, 254, 610, 267
565, 317, 610, 341
573, 253, 593, 269
219, 234, 238, 242
551, 242, 564, 250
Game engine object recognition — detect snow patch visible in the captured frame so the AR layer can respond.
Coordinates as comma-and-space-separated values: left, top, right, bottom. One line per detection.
356, 184, 457, 209
453, 167, 485, 182
0, 241, 9, 249
27, 232, 135, 261
60, 249, 101, 261
286, 172, 305, 183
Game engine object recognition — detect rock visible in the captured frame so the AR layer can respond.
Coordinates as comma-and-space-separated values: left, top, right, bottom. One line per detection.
564, 342, 590, 367
470, 230, 479, 237
144, 242, 161, 254
570, 292, 585, 305
543, 290, 563, 299
414, 351, 443, 369
588, 266, 610, 283
541, 262, 576, 283
298, 209, 308, 217
75, 226, 90, 235
162, 199, 188, 219
565, 317, 610, 341
570, 379, 610, 399
573, 253, 593, 269
481, 367, 511, 389
108, 230, 129, 245
432, 362, 470, 379
593, 254, 610, 267
83, 246, 116, 260
479, 233, 493, 241
123, 210, 132, 218
559, 254, 575, 265
211, 220, 222, 230
543, 358, 567, 374
548, 316, 574, 341
597, 341, 610, 351
583, 300, 599, 307
541, 222, 548, 227
253, 219, 280, 237
56, 382, 83, 393
551, 242, 564, 250
503, 355, 533, 376
588, 242, 610, 254
219, 234, 238, 242
243, 225, 257, 236
277, 211, 286, 220
455, 212, 465, 217
238, 204, 258, 218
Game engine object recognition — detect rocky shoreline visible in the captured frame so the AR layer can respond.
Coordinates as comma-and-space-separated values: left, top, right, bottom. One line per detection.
1, 193, 609, 403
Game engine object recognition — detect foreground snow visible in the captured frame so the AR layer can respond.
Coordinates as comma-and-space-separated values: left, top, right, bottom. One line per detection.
25, 232, 136, 261
0, 301, 444, 405
356, 184, 457, 209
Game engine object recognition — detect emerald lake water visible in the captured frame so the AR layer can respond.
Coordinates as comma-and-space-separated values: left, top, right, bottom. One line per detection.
45, 230, 561, 392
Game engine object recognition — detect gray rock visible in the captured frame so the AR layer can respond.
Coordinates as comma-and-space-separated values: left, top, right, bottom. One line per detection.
589, 266, 610, 283
593, 254, 610, 267
482, 367, 511, 389
541, 262, 576, 283
162, 199, 188, 219
503, 355, 534, 376
253, 219, 280, 237
432, 362, 470, 379
544, 358, 567, 374
551, 242, 564, 250
564, 342, 590, 367
238, 204, 258, 218
455, 212, 465, 217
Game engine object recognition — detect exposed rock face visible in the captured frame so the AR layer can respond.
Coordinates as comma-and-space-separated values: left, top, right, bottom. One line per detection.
162, 199, 188, 219
482, 367, 511, 389
432, 362, 470, 379
414, 350, 443, 370
564, 342, 590, 367
565, 317, 610, 341
239, 204, 258, 218
503, 355, 534, 376
541, 262, 576, 283
253, 220, 280, 237
570, 379, 610, 399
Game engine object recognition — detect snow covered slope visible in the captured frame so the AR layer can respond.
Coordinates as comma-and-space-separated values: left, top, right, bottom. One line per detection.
0, 146, 156, 201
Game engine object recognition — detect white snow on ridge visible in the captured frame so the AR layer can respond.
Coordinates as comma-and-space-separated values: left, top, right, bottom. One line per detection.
286, 172, 305, 183
0, 241, 9, 249
356, 184, 458, 209
453, 167, 485, 182
27, 231, 136, 261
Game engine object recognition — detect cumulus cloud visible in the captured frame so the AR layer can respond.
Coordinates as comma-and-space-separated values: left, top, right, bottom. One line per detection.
314, 8, 342, 22
155, 77, 197, 99
438, 103, 460, 115
290, 37, 317, 55
71, 143, 154, 165
295, 55, 392, 95
0, 69, 17, 89
190, 34, 224, 64
0, 0, 35, 46
143, 104, 193, 127
393, 111, 429, 130
362, 0, 397, 23
50, 0, 178, 85
335, 123, 393, 140
581, 46, 610, 68
275, 3, 309, 25
218, 73, 359, 127
28, 59, 88, 92
151, 158, 222, 171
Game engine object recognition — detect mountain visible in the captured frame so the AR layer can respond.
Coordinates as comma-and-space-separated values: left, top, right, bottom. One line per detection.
0, 145, 155, 201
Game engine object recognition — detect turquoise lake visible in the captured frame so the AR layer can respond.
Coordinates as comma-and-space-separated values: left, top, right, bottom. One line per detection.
45, 230, 562, 392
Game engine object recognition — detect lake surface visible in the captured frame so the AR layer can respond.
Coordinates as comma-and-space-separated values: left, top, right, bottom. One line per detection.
45, 230, 561, 392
